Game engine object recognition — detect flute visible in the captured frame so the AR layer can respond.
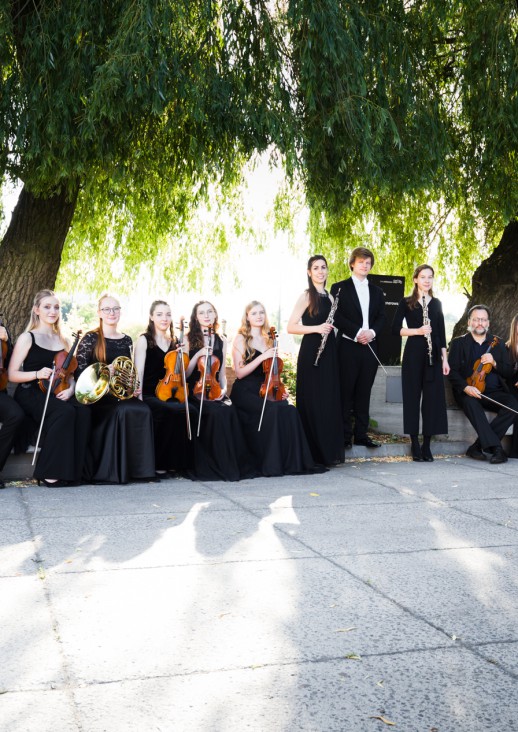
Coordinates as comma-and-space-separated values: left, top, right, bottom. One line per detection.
314, 288, 340, 366
422, 296, 433, 366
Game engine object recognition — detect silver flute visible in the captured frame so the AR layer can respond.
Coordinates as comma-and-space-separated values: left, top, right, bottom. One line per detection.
422, 296, 433, 366
314, 288, 341, 366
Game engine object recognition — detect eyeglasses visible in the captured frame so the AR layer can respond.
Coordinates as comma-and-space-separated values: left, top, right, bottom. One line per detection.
471, 317, 488, 323
100, 307, 121, 314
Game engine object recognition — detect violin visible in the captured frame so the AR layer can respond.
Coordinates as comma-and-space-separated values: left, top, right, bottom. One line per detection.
466, 336, 499, 393
259, 327, 287, 401
0, 313, 9, 392
193, 325, 222, 401
39, 330, 83, 395
155, 318, 190, 402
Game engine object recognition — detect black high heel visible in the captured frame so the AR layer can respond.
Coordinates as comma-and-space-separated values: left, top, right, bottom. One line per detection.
37, 479, 69, 487
422, 436, 434, 462
410, 435, 423, 462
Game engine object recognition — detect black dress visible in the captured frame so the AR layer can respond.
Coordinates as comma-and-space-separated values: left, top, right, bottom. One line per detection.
14, 333, 91, 482
75, 332, 155, 483
391, 297, 448, 436
296, 295, 345, 466
187, 335, 257, 481
141, 341, 195, 472
230, 350, 321, 476
505, 345, 518, 458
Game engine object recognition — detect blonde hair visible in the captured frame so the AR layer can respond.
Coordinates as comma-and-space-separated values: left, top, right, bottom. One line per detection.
27, 289, 66, 342
506, 314, 518, 360
237, 301, 273, 362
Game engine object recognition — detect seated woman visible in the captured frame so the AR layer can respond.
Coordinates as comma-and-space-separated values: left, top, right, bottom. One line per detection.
231, 300, 322, 476
0, 322, 25, 488
134, 300, 195, 475
185, 300, 256, 481
75, 294, 156, 484
8, 290, 91, 486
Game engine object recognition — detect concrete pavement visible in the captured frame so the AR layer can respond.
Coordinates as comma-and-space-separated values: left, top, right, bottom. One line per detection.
1, 456, 517, 731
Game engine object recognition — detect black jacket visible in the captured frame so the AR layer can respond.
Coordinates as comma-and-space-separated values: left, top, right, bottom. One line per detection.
330, 277, 386, 341
448, 332, 513, 397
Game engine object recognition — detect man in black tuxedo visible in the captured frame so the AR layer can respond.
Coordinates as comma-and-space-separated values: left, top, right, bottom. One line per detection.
330, 247, 386, 448
448, 304, 517, 464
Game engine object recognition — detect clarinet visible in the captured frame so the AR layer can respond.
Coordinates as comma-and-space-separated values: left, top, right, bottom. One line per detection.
314, 288, 340, 366
422, 296, 433, 366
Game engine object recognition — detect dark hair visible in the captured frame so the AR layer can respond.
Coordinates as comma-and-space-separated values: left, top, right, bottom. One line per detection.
188, 300, 219, 352
306, 255, 328, 317
407, 264, 435, 310
142, 300, 176, 348
349, 246, 374, 270
468, 304, 491, 319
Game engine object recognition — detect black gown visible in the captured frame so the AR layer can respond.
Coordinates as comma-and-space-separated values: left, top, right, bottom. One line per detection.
141, 341, 195, 472
14, 333, 91, 482
391, 297, 448, 436
296, 295, 345, 466
187, 335, 257, 481
230, 350, 322, 476
75, 332, 155, 483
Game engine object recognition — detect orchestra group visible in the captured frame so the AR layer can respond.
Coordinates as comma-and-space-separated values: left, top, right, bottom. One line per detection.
2, 246, 518, 489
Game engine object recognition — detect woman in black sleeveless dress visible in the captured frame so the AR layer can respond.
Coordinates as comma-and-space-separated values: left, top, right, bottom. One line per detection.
134, 300, 194, 474
288, 256, 344, 467
391, 264, 450, 461
185, 300, 256, 481
231, 300, 321, 476
75, 294, 155, 484
9, 289, 91, 486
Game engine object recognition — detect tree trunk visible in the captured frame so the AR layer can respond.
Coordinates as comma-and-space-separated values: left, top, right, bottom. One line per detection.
451, 220, 518, 342
0, 185, 79, 338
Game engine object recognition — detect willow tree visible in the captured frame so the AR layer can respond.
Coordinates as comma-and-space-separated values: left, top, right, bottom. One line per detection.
1, 0, 517, 336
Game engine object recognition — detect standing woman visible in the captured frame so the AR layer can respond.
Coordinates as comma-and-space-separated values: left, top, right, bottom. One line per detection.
134, 300, 194, 474
505, 314, 518, 458
185, 300, 256, 481
231, 301, 322, 476
287, 256, 344, 467
391, 264, 450, 461
8, 290, 91, 486
75, 294, 156, 483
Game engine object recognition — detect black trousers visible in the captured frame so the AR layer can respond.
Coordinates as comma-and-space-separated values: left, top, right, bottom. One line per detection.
337, 337, 379, 439
0, 391, 25, 472
458, 389, 518, 450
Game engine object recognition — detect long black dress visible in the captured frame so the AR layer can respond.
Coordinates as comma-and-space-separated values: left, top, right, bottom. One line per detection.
231, 350, 321, 476
391, 297, 448, 436
141, 341, 195, 472
296, 294, 345, 466
75, 332, 155, 483
14, 333, 91, 482
187, 334, 257, 481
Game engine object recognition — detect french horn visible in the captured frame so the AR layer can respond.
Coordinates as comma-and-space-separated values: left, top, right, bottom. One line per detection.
75, 356, 139, 404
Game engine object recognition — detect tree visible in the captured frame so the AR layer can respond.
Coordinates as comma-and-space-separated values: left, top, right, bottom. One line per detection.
1, 0, 517, 335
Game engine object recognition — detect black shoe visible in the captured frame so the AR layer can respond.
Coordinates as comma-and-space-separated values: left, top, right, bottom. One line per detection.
344, 438, 353, 449
466, 441, 486, 461
489, 446, 508, 464
355, 437, 380, 448
421, 446, 434, 462
411, 445, 424, 462
37, 479, 70, 487
0, 477, 5, 489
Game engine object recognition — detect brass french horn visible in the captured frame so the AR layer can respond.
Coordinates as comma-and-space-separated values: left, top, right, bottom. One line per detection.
75, 356, 139, 404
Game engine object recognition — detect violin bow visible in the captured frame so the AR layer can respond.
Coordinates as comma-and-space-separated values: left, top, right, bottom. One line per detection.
196, 327, 211, 437
32, 364, 56, 466
178, 323, 192, 440
258, 334, 277, 432
479, 392, 518, 416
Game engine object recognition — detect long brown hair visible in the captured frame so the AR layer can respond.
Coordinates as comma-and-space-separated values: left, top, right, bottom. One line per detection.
407, 264, 435, 310
506, 314, 518, 360
237, 301, 273, 363
188, 300, 219, 352
142, 300, 176, 348
306, 255, 328, 317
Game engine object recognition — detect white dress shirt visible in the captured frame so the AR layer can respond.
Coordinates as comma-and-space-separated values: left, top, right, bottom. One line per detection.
343, 276, 376, 342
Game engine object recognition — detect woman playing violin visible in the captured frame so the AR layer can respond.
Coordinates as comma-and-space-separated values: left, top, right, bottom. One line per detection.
287, 256, 344, 467
0, 322, 24, 488
75, 294, 155, 483
231, 301, 321, 476
134, 300, 195, 475
184, 300, 256, 481
8, 290, 91, 486
391, 265, 450, 462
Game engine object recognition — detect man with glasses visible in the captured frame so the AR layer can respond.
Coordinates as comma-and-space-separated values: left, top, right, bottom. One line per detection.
448, 304, 518, 463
